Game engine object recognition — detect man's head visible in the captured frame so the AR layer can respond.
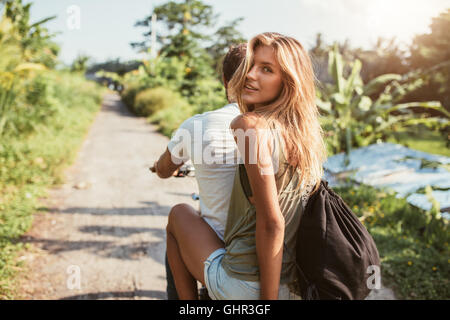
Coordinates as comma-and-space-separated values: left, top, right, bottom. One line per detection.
222, 43, 247, 102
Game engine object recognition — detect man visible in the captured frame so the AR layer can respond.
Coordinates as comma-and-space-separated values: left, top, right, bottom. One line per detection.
151, 43, 246, 299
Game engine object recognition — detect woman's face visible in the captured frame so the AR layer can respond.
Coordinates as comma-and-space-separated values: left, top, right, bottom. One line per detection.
242, 45, 283, 108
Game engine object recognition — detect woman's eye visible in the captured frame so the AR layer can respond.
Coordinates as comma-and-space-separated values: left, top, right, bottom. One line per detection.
263, 66, 272, 73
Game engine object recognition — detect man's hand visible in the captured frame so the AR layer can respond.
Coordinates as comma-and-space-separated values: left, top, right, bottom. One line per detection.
149, 161, 180, 176
150, 148, 183, 179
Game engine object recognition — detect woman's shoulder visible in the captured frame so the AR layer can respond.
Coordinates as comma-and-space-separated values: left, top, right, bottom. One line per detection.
230, 112, 269, 131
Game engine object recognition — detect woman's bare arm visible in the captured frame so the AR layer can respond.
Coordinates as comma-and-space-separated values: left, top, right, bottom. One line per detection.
231, 113, 285, 300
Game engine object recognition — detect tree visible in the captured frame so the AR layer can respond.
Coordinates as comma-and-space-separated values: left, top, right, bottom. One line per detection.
129, 0, 246, 113
206, 17, 246, 73
407, 9, 450, 110
131, 0, 215, 58
2, 0, 59, 67
70, 54, 91, 73
131, 0, 245, 70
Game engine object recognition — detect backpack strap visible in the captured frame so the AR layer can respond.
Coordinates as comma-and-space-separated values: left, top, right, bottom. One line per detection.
239, 164, 253, 199
240, 163, 319, 298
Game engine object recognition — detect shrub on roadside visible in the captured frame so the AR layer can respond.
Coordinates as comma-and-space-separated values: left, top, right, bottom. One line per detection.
134, 87, 182, 117
120, 81, 141, 110
334, 183, 449, 299
149, 97, 193, 137
0, 71, 104, 299
187, 77, 228, 114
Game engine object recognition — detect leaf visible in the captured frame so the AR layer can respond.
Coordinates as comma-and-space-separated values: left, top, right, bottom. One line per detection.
328, 44, 345, 94
30, 16, 56, 29
14, 63, 46, 72
331, 92, 346, 105
345, 59, 362, 97
316, 98, 332, 114
387, 101, 450, 119
358, 96, 372, 112
363, 74, 402, 96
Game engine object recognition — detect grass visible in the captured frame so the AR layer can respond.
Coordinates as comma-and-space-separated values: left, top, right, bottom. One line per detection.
334, 183, 449, 299
0, 71, 104, 299
388, 128, 450, 157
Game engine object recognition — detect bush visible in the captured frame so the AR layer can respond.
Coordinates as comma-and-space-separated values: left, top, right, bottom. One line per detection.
149, 96, 193, 137
334, 183, 449, 299
0, 71, 104, 299
120, 81, 141, 110
134, 87, 183, 117
187, 77, 228, 114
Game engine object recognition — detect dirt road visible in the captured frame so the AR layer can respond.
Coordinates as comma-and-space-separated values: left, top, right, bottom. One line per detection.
18, 93, 198, 299
17, 93, 395, 300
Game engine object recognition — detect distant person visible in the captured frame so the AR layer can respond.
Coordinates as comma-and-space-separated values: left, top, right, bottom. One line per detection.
150, 43, 247, 299
165, 32, 327, 299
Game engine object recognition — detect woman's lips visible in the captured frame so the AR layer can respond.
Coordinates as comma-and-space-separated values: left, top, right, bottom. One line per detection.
244, 84, 258, 92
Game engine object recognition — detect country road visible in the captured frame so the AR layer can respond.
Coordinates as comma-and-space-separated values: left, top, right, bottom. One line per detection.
18, 93, 198, 300
17, 93, 396, 300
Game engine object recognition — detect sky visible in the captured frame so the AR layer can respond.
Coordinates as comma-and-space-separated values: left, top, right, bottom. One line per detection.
25, 0, 450, 65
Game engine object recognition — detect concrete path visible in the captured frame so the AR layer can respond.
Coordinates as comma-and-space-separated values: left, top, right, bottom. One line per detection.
18, 93, 198, 299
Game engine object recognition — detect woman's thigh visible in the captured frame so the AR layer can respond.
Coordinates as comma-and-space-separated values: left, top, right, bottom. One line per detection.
167, 203, 224, 285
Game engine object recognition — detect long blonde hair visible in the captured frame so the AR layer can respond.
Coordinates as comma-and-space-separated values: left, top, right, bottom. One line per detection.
229, 32, 327, 191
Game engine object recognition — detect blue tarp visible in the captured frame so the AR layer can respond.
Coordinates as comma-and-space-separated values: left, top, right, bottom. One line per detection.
323, 143, 450, 219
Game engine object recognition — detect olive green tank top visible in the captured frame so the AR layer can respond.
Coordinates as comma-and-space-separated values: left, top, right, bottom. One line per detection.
222, 135, 312, 286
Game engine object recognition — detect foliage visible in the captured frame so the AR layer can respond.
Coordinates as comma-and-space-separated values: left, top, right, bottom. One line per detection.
410, 9, 450, 69
0, 1, 105, 298
2, 0, 59, 68
149, 96, 194, 137
334, 183, 449, 299
406, 9, 450, 110
0, 1, 63, 137
134, 87, 185, 116
318, 44, 449, 156
132, 0, 215, 56
88, 59, 142, 76
0, 71, 104, 299
386, 127, 450, 157
122, 0, 244, 135
70, 54, 91, 73
206, 17, 246, 74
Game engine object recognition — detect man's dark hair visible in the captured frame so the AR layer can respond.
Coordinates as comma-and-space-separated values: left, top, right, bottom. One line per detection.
222, 43, 247, 83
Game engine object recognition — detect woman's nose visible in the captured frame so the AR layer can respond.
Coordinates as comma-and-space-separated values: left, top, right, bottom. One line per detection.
246, 66, 257, 81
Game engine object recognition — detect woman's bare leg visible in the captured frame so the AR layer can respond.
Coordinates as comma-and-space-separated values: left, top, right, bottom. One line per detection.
166, 230, 197, 299
166, 203, 224, 300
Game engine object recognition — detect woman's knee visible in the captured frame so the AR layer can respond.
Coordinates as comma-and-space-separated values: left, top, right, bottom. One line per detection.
167, 203, 195, 232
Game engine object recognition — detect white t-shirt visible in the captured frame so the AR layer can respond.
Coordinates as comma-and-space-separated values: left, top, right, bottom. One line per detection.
167, 103, 241, 241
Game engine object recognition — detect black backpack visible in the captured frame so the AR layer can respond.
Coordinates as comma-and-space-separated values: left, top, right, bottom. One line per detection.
294, 180, 381, 300
238, 165, 381, 300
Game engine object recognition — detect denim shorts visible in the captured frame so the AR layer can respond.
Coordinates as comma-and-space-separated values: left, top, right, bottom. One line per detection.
203, 248, 299, 300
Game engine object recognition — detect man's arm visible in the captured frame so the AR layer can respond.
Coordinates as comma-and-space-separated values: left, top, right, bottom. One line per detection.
150, 147, 183, 179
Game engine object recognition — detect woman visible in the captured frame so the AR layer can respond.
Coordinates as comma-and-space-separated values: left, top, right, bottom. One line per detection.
166, 32, 326, 300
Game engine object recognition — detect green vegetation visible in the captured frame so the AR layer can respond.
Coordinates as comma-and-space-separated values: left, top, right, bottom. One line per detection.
0, 71, 104, 299
335, 183, 449, 299
318, 45, 448, 156
1, 0, 448, 300
119, 0, 243, 136
386, 127, 450, 157
0, 1, 104, 299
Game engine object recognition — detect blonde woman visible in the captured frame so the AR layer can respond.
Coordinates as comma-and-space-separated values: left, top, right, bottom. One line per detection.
166, 32, 327, 300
